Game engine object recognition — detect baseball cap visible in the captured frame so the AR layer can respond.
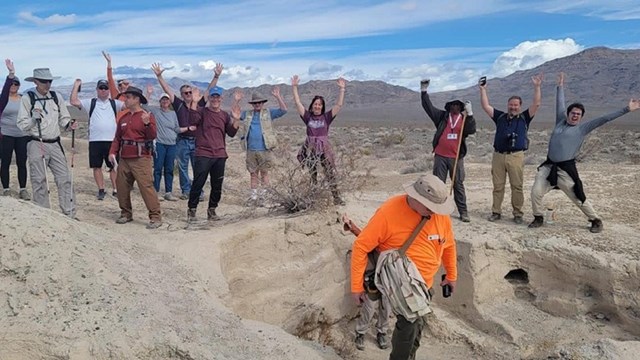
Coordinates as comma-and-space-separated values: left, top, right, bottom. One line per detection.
209, 86, 224, 96
96, 80, 109, 88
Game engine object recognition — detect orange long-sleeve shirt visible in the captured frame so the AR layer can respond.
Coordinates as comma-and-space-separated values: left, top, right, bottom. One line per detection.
350, 195, 457, 293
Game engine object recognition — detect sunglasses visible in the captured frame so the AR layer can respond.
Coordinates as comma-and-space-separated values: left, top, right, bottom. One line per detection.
98, 86, 109, 90
36, 79, 52, 84
11, 82, 20, 86
182, 91, 192, 95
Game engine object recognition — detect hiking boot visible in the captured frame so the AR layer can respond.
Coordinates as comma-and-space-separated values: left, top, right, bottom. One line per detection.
164, 193, 178, 201
97, 189, 106, 200
115, 216, 133, 224
199, 193, 205, 201
146, 221, 163, 229
376, 332, 389, 350
528, 216, 544, 228
187, 208, 197, 223
112, 191, 117, 197
207, 208, 219, 221
354, 333, 365, 351
514, 216, 524, 225
19, 189, 31, 200
2, 189, 11, 196
488, 213, 501, 222
180, 193, 189, 200
590, 218, 603, 233
460, 213, 470, 223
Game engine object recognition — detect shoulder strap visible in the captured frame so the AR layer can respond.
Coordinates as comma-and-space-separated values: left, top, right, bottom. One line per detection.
27, 91, 36, 115
109, 99, 117, 117
89, 98, 98, 118
49, 90, 59, 108
399, 216, 429, 256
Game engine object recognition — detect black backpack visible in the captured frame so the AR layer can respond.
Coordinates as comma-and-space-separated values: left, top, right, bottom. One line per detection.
89, 98, 117, 118
27, 90, 60, 116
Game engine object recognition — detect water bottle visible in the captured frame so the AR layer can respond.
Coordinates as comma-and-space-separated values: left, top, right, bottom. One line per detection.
545, 208, 555, 224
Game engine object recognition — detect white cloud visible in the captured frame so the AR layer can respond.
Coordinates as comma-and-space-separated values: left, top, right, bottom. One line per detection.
17, 11, 76, 25
490, 38, 584, 77
536, 0, 640, 20
308, 62, 344, 77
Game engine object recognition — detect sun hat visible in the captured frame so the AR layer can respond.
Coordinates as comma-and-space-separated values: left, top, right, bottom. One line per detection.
24, 68, 61, 82
444, 99, 465, 112
403, 174, 454, 215
122, 86, 148, 104
248, 92, 268, 104
159, 93, 170, 100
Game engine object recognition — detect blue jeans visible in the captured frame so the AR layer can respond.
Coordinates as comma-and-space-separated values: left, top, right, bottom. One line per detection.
176, 137, 196, 195
154, 143, 177, 193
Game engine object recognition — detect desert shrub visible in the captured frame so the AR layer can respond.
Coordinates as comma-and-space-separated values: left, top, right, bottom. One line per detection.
378, 132, 406, 147
400, 156, 432, 174
576, 136, 602, 162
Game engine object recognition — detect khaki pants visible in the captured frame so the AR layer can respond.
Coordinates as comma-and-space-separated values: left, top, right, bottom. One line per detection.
355, 293, 391, 335
27, 140, 76, 217
116, 157, 161, 222
491, 151, 524, 217
531, 165, 598, 220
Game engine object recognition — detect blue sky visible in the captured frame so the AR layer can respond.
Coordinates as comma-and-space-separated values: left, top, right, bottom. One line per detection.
1, 0, 639, 91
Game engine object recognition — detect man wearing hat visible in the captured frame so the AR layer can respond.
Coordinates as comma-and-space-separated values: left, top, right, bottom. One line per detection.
233, 86, 287, 202
480, 74, 543, 224
350, 174, 458, 360
16, 67, 77, 218
186, 86, 240, 223
420, 79, 476, 222
70, 78, 125, 200
108, 86, 162, 229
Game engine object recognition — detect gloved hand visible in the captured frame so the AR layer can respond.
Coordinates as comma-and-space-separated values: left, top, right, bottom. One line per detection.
464, 101, 473, 116
420, 79, 430, 92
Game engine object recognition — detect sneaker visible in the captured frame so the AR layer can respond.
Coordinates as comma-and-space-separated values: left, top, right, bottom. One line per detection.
164, 193, 178, 201
112, 191, 118, 197
97, 189, 106, 201
207, 208, 219, 221
180, 193, 189, 200
115, 216, 133, 224
354, 333, 365, 351
19, 189, 31, 200
514, 216, 524, 225
376, 332, 389, 350
2, 189, 10, 196
460, 213, 471, 223
187, 208, 197, 223
146, 221, 163, 229
488, 213, 501, 222
589, 218, 603, 233
199, 193, 206, 201
528, 215, 544, 228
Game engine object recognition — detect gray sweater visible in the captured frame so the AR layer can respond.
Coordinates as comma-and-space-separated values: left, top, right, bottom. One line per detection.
149, 107, 180, 145
1, 98, 28, 137
548, 86, 630, 163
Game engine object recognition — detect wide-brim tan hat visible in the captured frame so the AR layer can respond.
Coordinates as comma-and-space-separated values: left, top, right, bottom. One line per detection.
24, 68, 61, 82
403, 174, 455, 215
123, 86, 148, 104
248, 92, 268, 104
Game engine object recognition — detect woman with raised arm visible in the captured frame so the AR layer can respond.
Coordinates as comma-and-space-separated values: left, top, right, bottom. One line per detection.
0, 59, 30, 200
291, 75, 346, 205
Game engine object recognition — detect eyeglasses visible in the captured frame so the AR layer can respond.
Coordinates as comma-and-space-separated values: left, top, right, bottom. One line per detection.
36, 79, 52, 84
11, 82, 20, 86
182, 91, 192, 95
98, 86, 109, 90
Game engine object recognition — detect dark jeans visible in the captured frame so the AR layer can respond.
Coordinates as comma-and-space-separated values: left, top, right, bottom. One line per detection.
389, 315, 426, 360
153, 143, 177, 193
1, 135, 30, 188
188, 156, 226, 210
433, 154, 467, 215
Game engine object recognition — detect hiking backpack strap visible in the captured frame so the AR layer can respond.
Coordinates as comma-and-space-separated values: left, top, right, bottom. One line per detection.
89, 98, 118, 118
399, 216, 429, 256
109, 99, 117, 117
28, 90, 60, 116
89, 98, 98, 118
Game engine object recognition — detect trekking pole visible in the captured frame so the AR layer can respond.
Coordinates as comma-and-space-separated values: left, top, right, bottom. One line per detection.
449, 113, 467, 195
36, 118, 51, 205
70, 127, 75, 204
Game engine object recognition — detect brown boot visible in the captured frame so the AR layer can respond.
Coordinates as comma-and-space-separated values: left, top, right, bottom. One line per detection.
207, 208, 219, 221
187, 208, 197, 223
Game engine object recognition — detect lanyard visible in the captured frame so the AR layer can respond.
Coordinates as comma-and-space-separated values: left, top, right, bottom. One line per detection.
448, 114, 461, 130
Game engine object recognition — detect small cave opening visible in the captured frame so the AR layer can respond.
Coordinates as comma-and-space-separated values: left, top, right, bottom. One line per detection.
504, 268, 529, 284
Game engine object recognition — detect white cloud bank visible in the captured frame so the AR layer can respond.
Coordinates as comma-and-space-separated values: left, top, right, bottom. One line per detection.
490, 38, 584, 77
18, 11, 76, 26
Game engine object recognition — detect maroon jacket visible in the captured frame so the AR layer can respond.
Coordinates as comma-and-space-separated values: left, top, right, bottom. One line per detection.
109, 110, 157, 159
189, 107, 237, 158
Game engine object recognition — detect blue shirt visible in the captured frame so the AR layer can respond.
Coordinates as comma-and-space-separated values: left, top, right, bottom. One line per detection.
491, 109, 533, 153
241, 108, 286, 151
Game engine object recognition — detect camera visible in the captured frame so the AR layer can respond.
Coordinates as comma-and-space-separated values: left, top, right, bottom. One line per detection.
478, 76, 487, 86
507, 132, 518, 149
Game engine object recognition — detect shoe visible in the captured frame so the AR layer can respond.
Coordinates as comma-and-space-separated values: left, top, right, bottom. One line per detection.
146, 221, 163, 229
488, 213, 501, 222
354, 333, 365, 351
2, 189, 10, 196
112, 191, 117, 197
514, 216, 523, 225
207, 208, 219, 221
97, 189, 106, 200
376, 332, 389, 350
528, 215, 544, 228
460, 213, 470, 223
199, 193, 205, 202
589, 218, 603, 233
115, 216, 133, 224
19, 189, 31, 200
180, 193, 189, 200
187, 208, 197, 223
164, 193, 178, 201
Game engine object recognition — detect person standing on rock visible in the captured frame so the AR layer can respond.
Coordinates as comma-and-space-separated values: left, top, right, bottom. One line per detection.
420, 79, 476, 222
528, 72, 640, 232
350, 174, 458, 360
480, 73, 543, 224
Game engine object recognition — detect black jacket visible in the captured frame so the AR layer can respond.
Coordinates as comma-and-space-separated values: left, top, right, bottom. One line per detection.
421, 91, 476, 158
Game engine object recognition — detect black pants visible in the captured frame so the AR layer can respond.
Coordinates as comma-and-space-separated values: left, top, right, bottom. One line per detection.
1, 135, 30, 189
188, 156, 226, 210
433, 154, 466, 215
389, 315, 425, 360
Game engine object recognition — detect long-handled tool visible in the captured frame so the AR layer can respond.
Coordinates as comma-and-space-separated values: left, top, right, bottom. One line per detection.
36, 118, 51, 206
449, 113, 467, 195
70, 127, 75, 205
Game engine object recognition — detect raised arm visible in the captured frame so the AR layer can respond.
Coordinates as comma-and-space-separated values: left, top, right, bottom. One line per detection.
151, 63, 176, 102
70, 79, 82, 107
529, 73, 543, 117
102, 51, 120, 100
479, 79, 494, 118
0, 59, 16, 113
556, 73, 566, 125
232, 89, 244, 108
272, 85, 287, 111
420, 79, 445, 125
331, 77, 346, 116
581, 98, 640, 135
205, 63, 223, 96
291, 75, 305, 116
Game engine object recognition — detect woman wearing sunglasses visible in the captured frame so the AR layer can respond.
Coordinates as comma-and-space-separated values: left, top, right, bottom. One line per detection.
0, 59, 30, 200
291, 75, 346, 205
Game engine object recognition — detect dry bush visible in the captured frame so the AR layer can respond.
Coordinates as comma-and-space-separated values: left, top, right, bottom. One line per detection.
400, 155, 432, 174
576, 136, 602, 162
377, 132, 406, 147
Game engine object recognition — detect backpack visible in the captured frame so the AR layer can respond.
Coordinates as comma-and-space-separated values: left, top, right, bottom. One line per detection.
27, 90, 60, 116
89, 98, 117, 118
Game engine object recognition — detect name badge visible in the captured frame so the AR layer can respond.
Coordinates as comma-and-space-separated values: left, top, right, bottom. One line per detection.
428, 234, 440, 241
447, 133, 458, 140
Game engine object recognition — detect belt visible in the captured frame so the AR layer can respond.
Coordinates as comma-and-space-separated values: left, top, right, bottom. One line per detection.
497, 150, 524, 154
31, 136, 60, 144
178, 135, 195, 140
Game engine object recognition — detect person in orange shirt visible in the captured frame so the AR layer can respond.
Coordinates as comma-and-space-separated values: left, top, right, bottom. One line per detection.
350, 174, 458, 360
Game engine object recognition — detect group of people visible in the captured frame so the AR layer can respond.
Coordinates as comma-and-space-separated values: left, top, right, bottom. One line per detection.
0, 53, 348, 228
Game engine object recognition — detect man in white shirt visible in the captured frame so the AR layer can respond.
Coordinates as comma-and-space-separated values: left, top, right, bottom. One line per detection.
70, 79, 124, 199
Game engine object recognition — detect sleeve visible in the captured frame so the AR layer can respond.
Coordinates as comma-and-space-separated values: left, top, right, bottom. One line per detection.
420, 91, 445, 126
109, 117, 122, 156
270, 108, 286, 119
171, 113, 181, 134
115, 99, 125, 111
441, 218, 457, 282
350, 210, 389, 292
16, 95, 35, 132
80, 99, 92, 114
581, 107, 631, 135
492, 109, 505, 124
556, 86, 566, 125
57, 93, 72, 128
325, 110, 335, 124
145, 113, 157, 140
197, 96, 206, 108
300, 109, 310, 124
462, 115, 476, 137
0, 76, 12, 113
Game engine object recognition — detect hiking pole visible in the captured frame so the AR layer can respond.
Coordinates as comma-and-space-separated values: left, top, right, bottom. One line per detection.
449, 113, 467, 195
36, 117, 51, 205
70, 126, 75, 204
